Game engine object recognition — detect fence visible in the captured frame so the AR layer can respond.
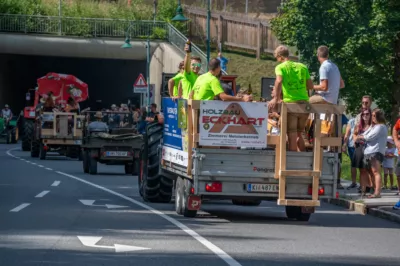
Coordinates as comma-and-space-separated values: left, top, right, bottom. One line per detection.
184, 6, 287, 59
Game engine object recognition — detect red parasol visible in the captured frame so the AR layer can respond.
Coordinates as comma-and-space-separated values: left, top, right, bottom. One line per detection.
37, 73, 89, 105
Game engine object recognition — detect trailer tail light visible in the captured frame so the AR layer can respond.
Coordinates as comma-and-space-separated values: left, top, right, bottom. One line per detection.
190, 187, 194, 194
44, 145, 49, 151
205, 182, 222, 192
308, 184, 325, 195
336, 191, 339, 199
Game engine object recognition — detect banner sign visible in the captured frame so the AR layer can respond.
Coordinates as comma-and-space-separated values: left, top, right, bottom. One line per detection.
162, 98, 188, 167
199, 101, 268, 148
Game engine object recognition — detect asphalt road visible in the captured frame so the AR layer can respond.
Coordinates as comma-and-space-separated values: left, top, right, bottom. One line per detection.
1, 144, 399, 266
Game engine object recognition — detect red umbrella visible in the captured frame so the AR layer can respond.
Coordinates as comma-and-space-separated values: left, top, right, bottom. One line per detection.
37, 73, 89, 105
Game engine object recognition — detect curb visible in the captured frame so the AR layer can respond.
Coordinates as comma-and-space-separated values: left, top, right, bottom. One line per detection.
322, 198, 400, 224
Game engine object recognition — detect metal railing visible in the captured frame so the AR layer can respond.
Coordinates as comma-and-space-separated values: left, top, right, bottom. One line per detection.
0, 14, 168, 39
0, 13, 222, 74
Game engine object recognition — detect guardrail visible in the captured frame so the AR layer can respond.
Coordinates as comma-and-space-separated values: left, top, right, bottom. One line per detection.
0, 13, 224, 74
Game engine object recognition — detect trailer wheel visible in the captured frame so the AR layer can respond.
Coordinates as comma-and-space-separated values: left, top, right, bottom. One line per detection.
31, 141, 39, 157
88, 150, 97, 175
175, 177, 184, 215
285, 206, 311, 221
181, 178, 197, 218
22, 120, 34, 151
125, 163, 133, 175
39, 143, 46, 160
83, 150, 89, 173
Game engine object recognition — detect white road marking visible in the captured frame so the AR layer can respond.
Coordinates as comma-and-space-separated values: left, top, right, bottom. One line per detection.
10, 203, 31, 212
51, 181, 60, 186
56, 171, 241, 266
77, 236, 151, 252
46, 168, 53, 171
5, 148, 241, 266
35, 190, 50, 198
38, 165, 44, 168
31, 163, 37, 165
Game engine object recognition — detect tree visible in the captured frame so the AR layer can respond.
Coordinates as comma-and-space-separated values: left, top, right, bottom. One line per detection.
271, 0, 400, 124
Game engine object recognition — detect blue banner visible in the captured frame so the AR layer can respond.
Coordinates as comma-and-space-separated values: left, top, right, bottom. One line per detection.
162, 98, 183, 150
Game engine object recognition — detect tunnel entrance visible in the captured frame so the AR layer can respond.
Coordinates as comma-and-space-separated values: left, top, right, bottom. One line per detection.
0, 54, 146, 113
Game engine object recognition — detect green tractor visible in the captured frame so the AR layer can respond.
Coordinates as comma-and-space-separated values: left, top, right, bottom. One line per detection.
0, 115, 19, 144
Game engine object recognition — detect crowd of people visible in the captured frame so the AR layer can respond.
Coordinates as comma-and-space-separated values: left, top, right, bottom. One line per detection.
166, 43, 400, 209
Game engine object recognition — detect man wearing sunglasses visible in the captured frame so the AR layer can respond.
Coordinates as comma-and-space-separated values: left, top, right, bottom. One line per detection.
178, 44, 202, 99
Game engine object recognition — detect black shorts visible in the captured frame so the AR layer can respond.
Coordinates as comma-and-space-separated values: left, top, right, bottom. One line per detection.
364, 152, 385, 167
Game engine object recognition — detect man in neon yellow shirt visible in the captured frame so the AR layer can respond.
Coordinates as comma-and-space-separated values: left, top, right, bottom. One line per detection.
178, 44, 202, 99
268, 45, 313, 152
192, 58, 251, 102
168, 61, 184, 97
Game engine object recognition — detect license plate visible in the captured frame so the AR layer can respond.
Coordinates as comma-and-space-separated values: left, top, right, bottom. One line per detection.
106, 151, 128, 157
247, 183, 278, 193
29, 111, 35, 117
75, 140, 82, 145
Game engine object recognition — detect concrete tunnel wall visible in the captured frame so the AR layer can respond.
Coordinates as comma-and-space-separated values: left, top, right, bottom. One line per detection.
0, 33, 184, 112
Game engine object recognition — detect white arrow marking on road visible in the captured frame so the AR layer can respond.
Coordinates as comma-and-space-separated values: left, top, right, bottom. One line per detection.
77, 236, 150, 252
51, 181, 61, 186
79, 200, 129, 209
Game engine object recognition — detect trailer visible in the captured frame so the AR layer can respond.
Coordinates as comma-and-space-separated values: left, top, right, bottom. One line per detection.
138, 98, 344, 221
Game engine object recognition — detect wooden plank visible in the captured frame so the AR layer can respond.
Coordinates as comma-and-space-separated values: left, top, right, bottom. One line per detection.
278, 103, 288, 200
321, 137, 342, 147
267, 135, 279, 145
312, 119, 322, 201
186, 104, 194, 176
284, 103, 345, 115
188, 99, 200, 110
277, 199, 321, 207
280, 170, 321, 177
224, 41, 257, 51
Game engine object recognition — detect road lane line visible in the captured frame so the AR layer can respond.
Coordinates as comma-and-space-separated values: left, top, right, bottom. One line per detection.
10, 203, 31, 212
38, 165, 44, 168
45, 168, 53, 171
35, 191, 50, 198
51, 181, 60, 186
31, 163, 37, 165
55, 171, 242, 266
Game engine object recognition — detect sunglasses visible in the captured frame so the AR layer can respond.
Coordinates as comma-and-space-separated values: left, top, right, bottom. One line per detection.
191, 63, 201, 68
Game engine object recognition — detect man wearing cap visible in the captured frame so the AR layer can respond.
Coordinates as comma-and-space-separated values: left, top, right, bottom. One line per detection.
168, 61, 185, 97
1, 104, 13, 121
88, 111, 109, 132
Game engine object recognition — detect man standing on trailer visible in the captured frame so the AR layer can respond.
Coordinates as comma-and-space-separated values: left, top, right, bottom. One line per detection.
268, 45, 314, 152
168, 61, 185, 97
179, 45, 202, 99
192, 58, 252, 102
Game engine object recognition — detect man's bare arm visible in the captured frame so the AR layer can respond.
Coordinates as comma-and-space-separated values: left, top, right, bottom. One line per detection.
219, 93, 251, 102
340, 76, 345, 89
183, 45, 191, 74
314, 79, 328, 91
392, 126, 400, 150
178, 80, 183, 98
343, 123, 351, 143
168, 78, 175, 96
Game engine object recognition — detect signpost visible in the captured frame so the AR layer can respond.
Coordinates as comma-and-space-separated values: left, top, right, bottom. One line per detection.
133, 73, 148, 107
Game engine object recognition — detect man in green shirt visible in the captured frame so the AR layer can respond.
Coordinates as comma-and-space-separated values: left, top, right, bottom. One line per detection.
192, 58, 251, 102
268, 45, 313, 152
168, 61, 184, 97
178, 44, 203, 99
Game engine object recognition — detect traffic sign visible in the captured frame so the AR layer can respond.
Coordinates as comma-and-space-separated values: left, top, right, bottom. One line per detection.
133, 73, 147, 93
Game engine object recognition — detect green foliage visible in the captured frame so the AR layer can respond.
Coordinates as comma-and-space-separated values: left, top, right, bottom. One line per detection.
271, 0, 400, 122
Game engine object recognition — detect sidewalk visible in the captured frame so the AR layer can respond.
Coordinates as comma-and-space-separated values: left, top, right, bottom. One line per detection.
324, 179, 400, 224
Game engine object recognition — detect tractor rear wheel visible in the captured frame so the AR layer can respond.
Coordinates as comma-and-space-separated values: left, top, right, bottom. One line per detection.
22, 120, 34, 151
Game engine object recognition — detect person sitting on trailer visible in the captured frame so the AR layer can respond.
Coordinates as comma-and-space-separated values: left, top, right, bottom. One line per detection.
88, 111, 109, 133
191, 58, 252, 102
168, 61, 185, 97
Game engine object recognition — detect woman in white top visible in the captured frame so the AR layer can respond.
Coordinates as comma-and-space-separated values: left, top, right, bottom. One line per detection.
355, 108, 388, 198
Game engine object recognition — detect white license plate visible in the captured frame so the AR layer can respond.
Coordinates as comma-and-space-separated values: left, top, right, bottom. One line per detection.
29, 111, 35, 117
106, 151, 128, 157
247, 183, 279, 193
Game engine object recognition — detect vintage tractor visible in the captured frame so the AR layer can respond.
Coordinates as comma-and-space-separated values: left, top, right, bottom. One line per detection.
20, 88, 39, 151
0, 115, 19, 144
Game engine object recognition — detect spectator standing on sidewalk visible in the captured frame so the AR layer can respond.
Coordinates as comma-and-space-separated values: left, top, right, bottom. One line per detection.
392, 116, 400, 210
356, 108, 388, 198
343, 117, 358, 189
382, 136, 397, 190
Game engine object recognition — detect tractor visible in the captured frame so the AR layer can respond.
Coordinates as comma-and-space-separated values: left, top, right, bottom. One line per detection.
20, 88, 39, 151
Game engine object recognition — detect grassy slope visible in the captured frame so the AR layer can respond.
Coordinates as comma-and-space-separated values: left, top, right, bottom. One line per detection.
211, 51, 278, 97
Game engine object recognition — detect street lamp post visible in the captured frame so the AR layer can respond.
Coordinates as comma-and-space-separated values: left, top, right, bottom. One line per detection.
121, 26, 151, 110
